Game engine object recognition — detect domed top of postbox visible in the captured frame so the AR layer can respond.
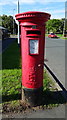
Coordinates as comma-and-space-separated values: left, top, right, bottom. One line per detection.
15, 11, 51, 24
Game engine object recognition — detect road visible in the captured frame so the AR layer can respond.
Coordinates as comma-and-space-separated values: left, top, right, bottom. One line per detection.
45, 37, 65, 88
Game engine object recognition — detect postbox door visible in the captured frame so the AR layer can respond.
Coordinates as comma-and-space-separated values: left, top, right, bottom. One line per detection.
29, 39, 39, 55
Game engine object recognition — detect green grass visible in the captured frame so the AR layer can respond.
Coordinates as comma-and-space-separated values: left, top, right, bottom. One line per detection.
1, 39, 66, 113
2, 41, 21, 69
56, 34, 63, 37
43, 70, 54, 91
2, 69, 21, 95
45, 34, 48, 37
56, 34, 67, 40
2, 40, 22, 97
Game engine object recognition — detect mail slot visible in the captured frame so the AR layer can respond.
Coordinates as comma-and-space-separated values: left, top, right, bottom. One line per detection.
27, 30, 41, 35
15, 11, 51, 106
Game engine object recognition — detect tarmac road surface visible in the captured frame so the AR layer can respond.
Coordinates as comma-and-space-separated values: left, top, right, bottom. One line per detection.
45, 37, 65, 89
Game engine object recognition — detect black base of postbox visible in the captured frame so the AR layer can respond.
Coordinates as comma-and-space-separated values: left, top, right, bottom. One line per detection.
22, 87, 43, 107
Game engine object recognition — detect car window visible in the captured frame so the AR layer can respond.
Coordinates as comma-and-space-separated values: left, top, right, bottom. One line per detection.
51, 33, 54, 35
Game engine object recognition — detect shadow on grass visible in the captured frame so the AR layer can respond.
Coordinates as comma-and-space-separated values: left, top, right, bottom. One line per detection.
2, 40, 21, 70
2, 90, 67, 105
41, 90, 67, 105
2, 93, 21, 103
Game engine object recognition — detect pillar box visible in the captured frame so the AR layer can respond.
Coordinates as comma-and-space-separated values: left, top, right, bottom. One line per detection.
15, 11, 51, 106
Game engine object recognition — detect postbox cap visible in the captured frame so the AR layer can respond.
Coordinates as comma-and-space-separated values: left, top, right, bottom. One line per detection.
15, 11, 51, 24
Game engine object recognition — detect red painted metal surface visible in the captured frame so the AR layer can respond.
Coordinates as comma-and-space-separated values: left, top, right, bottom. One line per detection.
15, 11, 51, 89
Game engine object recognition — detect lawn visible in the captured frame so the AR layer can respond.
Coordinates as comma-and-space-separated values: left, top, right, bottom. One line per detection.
2, 40, 21, 98
56, 34, 67, 40
1, 39, 66, 113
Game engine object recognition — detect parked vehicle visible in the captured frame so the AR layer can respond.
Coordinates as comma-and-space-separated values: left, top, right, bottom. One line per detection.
48, 33, 58, 38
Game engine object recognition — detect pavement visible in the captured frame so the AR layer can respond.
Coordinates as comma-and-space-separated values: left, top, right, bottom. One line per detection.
2, 105, 66, 119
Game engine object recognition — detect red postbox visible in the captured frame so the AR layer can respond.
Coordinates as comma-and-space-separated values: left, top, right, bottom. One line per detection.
15, 11, 51, 106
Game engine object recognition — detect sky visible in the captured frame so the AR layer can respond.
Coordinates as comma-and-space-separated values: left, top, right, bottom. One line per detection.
0, 0, 67, 19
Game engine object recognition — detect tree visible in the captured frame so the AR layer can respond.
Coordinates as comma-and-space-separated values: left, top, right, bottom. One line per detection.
0, 15, 17, 34
46, 19, 64, 34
